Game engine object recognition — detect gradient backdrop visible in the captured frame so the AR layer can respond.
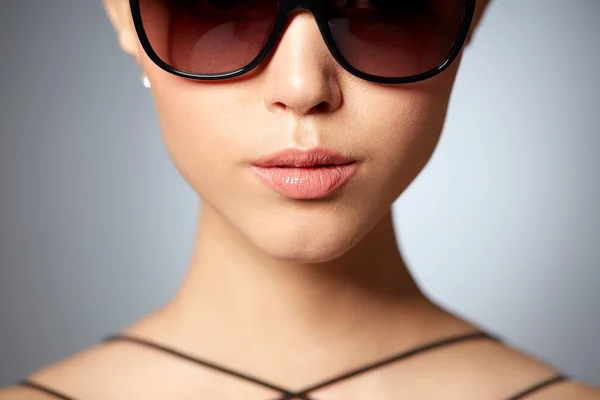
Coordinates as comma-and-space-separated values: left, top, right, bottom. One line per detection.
0, 0, 599, 387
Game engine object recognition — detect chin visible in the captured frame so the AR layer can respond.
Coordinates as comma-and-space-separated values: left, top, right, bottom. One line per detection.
239, 210, 377, 264
254, 236, 359, 264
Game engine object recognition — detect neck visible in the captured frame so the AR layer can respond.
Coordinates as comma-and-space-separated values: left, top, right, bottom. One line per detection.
132, 201, 472, 380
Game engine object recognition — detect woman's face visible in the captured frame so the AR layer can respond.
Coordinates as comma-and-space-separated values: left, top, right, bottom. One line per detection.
113, 1, 488, 263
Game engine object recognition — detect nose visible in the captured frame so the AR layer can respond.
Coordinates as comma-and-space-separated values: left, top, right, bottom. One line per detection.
261, 11, 343, 117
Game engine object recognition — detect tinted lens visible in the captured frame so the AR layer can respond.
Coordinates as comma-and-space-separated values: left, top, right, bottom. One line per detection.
326, 0, 466, 78
138, 0, 279, 75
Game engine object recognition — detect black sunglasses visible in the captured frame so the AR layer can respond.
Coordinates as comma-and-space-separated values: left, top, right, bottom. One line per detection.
130, 0, 476, 84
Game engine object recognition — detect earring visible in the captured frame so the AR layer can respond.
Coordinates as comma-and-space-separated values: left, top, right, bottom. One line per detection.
140, 72, 151, 88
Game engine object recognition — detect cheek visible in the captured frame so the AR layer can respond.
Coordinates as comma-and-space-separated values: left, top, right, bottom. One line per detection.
352, 77, 455, 206
147, 72, 253, 201
154, 93, 226, 197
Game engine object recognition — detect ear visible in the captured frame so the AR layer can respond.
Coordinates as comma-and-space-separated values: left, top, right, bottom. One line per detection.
103, 0, 140, 61
466, 0, 491, 46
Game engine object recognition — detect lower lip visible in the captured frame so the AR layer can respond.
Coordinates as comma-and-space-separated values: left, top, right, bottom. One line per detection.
251, 163, 358, 199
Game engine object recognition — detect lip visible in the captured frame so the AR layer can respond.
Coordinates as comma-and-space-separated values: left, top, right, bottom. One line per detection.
252, 147, 356, 168
251, 148, 359, 199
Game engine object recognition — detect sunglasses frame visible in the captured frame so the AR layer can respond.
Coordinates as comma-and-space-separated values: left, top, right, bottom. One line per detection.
129, 0, 477, 84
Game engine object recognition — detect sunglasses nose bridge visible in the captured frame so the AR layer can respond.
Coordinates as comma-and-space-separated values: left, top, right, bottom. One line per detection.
277, 0, 330, 32
268, 0, 338, 65
279, 0, 321, 15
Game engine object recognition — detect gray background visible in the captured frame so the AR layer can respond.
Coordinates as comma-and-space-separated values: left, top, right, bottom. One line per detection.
1, 0, 599, 387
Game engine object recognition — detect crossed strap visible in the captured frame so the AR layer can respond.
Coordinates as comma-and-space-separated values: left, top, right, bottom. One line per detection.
19, 330, 568, 400
102, 331, 494, 399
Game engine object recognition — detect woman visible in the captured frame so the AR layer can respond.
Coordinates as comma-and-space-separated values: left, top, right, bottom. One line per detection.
1, 0, 599, 398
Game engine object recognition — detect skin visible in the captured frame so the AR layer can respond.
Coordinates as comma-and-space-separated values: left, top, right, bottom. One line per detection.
1, 1, 599, 399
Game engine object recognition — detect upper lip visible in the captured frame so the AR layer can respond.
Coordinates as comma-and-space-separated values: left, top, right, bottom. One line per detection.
252, 147, 356, 168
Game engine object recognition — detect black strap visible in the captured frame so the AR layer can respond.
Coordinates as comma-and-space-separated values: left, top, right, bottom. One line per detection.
508, 374, 568, 400
18, 330, 569, 400
19, 380, 77, 400
103, 331, 495, 399
18, 375, 569, 400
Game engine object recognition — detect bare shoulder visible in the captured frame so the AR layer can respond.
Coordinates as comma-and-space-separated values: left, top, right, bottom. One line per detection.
0, 386, 50, 400
441, 330, 600, 400
0, 340, 116, 400
526, 380, 600, 399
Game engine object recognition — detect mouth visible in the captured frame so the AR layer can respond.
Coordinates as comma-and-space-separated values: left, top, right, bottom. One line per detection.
250, 148, 359, 199
251, 147, 356, 168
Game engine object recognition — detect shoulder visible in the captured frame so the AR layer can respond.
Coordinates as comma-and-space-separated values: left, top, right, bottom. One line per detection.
444, 332, 600, 399
0, 386, 49, 400
524, 380, 600, 399
0, 341, 119, 400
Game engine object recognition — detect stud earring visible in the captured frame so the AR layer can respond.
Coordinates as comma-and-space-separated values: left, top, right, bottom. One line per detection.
140, 72, 151, 88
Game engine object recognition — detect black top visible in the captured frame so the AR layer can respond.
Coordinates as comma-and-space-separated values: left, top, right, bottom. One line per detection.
19, 331, 567, 400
